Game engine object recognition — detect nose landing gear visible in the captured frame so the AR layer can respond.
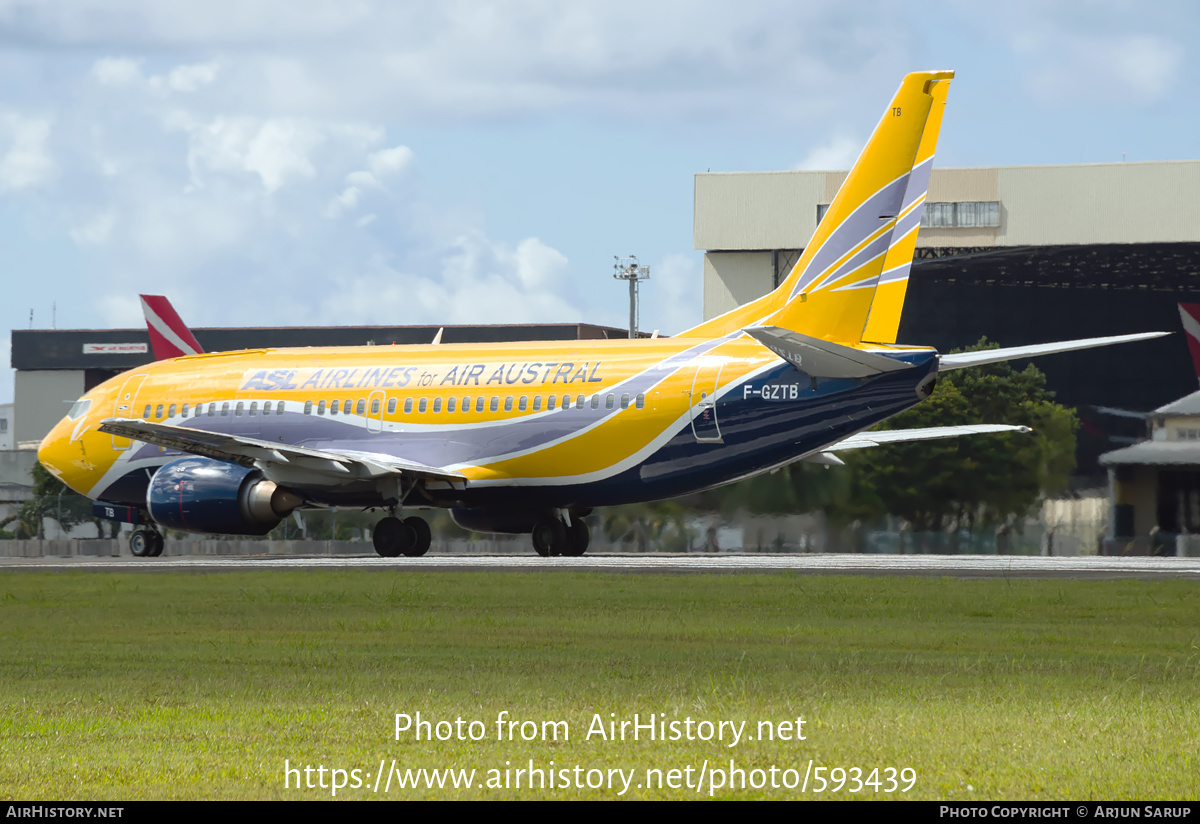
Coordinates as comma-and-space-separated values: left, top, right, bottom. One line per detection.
129, 527, 164, 558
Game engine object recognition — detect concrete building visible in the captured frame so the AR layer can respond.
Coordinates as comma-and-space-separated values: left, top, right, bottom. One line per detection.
1101, 391, 1200, 555
695, 160, 1200, 473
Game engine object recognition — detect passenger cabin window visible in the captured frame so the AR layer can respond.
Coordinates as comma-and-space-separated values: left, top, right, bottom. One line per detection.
387, 398, 396, 414
304, 400, 313, 415
262, 401, 271, 415
181, 403, 189, 417
357, 399, 367, 415
330, 400, 339, 415
277, 401, 285, 415
343, 398, 351, 414
208, 403, 217, 416
317, 400, 326, 415
635, 393, 645, 409
221, 402, 230, 416
518, 396, 527, 412
168, 403, 177, 418
418, 398, 428, 413
620, 393, 630, 409
249, 401, 257, 416
504, 397, 513, 412
546, 395, 556, 411
489, 397, 499, 413
447, 397, 457, 413
371, 398, 380, 415
532, 396, 541, 412
605, 394, 614, 410
576, 394, 585, 408
404, 398, 413, 414
433, 398, 442, 413
590, 395, 599, 410
143, 404, 152, 418
156, 404, 164, 419
235, 402, 244, 416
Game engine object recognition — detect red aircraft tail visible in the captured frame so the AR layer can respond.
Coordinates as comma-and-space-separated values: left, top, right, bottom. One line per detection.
139, 295, 204, 360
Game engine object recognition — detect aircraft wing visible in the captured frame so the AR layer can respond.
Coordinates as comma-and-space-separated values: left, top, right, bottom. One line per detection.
937, 332, 1168, 371
804, 424, 1031, 465
97, 418, 466, 484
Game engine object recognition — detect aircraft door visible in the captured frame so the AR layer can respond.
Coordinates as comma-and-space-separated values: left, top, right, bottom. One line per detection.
689, 361, 723, 443
111, 374, 148, 450
367, 391, 385, 433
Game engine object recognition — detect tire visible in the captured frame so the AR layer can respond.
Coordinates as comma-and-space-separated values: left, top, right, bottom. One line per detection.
373, 516, 407, 558
563, 519, 589, 557
531, 518, 566, 557
403, 517, 431, 557
148, 532, 165, 557
129, 530, 150, 558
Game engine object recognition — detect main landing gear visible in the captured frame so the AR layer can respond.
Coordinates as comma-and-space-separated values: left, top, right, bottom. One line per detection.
531, 515, 589, 557
373, 515, 431, 558
129, 526, 164, 558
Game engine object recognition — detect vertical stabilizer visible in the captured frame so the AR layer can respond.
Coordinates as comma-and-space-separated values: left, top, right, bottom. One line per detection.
1179, 303, 1200, 386
679, 71, 953, 344
140, 295, 205, 360
860, 76, 950, 344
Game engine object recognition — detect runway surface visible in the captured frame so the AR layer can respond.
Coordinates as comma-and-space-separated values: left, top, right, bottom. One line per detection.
2, 553, 1200, 579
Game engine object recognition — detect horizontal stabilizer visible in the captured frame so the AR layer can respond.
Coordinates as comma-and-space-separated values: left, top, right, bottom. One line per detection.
745, 326, 915, 379
98, 418, 466, 484
826, 424, 1031, 452
938, 332, 1168, 372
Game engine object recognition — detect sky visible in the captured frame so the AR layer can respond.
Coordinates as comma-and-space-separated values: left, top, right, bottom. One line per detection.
1, 0, 1198, 404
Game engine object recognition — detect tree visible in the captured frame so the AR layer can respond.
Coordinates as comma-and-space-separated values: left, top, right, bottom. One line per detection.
834, 338, 1078, 537
1, 462, 97, 539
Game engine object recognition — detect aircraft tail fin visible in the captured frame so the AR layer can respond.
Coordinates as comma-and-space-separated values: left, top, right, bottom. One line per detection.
140, 295, 204, 360
679, 71, 953, 345
1179, 303, 1200, 386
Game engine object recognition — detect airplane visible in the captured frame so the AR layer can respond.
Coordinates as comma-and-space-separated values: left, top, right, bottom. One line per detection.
38, 70, 1167, 559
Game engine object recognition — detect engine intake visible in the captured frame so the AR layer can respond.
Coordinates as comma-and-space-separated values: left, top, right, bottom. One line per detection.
147, 457, 302, 535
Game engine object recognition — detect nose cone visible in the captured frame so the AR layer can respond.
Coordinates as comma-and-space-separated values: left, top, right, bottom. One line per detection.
38, 413, 89, 494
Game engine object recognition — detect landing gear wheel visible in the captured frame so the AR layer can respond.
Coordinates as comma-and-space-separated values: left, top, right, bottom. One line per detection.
373, 516, 415, 558
147, 531, 165, 557
562, 519, 589, 557
402, 517, 431, 557
531, 518, 567, 557
129, 529, 151, 558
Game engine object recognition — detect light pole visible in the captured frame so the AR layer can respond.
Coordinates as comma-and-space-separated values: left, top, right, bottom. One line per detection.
613, 255, 650, 339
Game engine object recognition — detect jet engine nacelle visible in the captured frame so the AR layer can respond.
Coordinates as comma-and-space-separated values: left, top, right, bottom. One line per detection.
147, 457, 302, 535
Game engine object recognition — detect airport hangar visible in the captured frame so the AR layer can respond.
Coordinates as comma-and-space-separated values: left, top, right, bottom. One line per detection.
696, 160, 1200, 478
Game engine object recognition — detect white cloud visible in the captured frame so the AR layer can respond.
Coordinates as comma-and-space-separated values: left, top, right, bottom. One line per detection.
185, 116, 324, 193
91, 57, 142, 86
368, 145, 414, 177
0, 114, 53, 190
792, 135, 861, 171
642, 253, 702, 336
166, 62, 219, 92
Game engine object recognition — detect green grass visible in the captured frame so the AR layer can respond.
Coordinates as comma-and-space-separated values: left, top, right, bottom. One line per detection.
1, 571, 1197, 799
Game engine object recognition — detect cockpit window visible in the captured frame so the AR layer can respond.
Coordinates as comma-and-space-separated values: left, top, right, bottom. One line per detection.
66, 398, 92, 421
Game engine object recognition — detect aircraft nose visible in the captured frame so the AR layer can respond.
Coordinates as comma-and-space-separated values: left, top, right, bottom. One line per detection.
38, 414, 85, 490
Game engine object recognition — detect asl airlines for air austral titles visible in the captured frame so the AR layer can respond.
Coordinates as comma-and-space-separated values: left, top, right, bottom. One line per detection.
38, 71, 1165, 558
